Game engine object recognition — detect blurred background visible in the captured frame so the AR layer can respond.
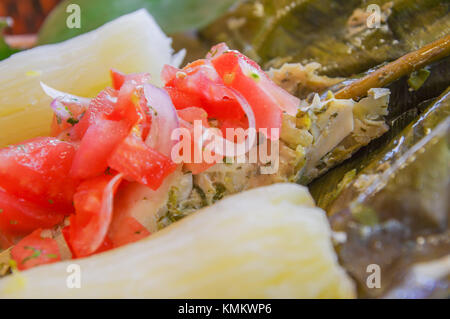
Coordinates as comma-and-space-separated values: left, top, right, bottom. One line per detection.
0, 0, 60, 34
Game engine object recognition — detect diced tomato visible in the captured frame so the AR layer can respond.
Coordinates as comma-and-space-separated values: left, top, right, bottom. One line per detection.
108, 134, 177, 190
62, 223, 113, 258
110, 69, 150, 91
0, 231, 14, 250
70, 118, 130, 180
110, 69, 127, 90
211, 44, 300, 116
199, 77, 246, 122
161, 64, 179, 84
0, 137, 79, 212
219, 118, 250, 141
109, 71, 150, 126
0, 190, 64, 236
50, 114, 71, 137
110, 82, 141, 125
49, 97, 90, 138
163, 62, 246, 123
211, 51, 284, 139
61, 225, 73, 255
94, 235, 114, 254
70, 88, 118, 140
206, 42, 232, 60
11, 229, 61, 271
69, 173, 123, 258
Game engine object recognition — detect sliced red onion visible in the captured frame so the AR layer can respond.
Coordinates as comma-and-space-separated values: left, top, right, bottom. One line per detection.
143, 83, 180, 157
41, 82, 91, 105
50, 99, 72, 120
197, 86, 257, 158
259, 80, 300, 116
41, 82, 91, 121
161, 64, 180, 84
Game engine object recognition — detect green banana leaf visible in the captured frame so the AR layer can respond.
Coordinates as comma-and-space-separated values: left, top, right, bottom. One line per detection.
38, 0, 240, 45
202, 0, 450, 77
309, 57, 450, 211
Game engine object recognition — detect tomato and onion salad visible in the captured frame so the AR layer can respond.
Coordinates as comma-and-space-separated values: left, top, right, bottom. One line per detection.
0, 44, 299, 271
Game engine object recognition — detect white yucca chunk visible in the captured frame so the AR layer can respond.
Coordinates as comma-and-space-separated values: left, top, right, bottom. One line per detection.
0, 9, 184, 147
0, 183, 355, 299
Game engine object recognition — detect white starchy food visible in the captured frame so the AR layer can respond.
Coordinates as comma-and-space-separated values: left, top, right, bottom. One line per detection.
0, 9, 184, 147
0, 183, 355, 299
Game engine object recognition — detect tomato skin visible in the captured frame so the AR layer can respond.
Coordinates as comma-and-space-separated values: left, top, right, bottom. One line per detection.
176, 108, 218, 174
70, 118, 130, 180
0, 137, 79, 212
69, 173, 122, 258
165, 86, 204, 110
161, 64, 178, 84
11, 229, 61, 271
0, 190, 64, 236
208, 44, 300, 116
70, 74, 152, 181
110, 69, 150, 91
108, 134, 177, 190
163, 63, 246, 123
110, 69, 126, 90
108, 215, 150, 248
50, 114, 72, 137
177, 107, 209, 127
109, 70, 151, 126
0, 231, 13, 250
70, 88, 118, 141
211, 52, 282, 139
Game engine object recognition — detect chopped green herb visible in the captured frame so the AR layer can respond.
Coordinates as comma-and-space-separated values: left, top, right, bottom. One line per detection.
213, 183, 227, 202
408, 68, 430, 91
0, 209, 3, 214
67, 117, 79, 125
250, 72, 260, 81
46, 254, 58, 259
22, 246, 42, 264
64, 105, 74, 116
48, 199, 54, 204
9, 220, 18, 225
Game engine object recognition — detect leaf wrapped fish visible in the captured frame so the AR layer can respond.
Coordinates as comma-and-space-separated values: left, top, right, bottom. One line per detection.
201, 0, 450, 77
